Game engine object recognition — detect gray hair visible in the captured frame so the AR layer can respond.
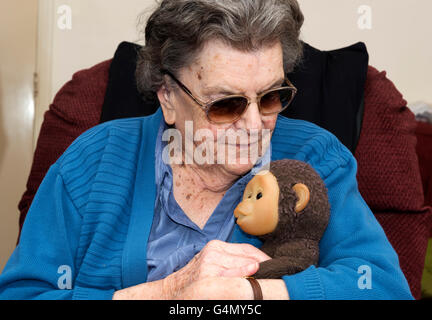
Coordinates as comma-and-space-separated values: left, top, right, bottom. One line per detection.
136, 0, 304, 100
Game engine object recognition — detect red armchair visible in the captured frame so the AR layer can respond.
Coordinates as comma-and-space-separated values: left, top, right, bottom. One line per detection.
17, 44, 432, 299
355, 66, 432, 299
416, 120, 432, 209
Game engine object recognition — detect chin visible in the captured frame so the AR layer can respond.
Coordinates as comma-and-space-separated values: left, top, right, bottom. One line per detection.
224, 160, 256, 176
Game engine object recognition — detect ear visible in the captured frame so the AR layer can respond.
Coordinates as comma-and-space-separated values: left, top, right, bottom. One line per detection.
292, 183, 310, 213
157, 82, 176, 125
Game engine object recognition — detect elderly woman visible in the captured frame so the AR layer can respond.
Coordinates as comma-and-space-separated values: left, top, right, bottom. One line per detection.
0, 0, 412, 300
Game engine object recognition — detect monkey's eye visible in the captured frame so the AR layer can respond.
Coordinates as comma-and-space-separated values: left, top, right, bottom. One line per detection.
256, 192, 263, 200
247, 193, 253, 199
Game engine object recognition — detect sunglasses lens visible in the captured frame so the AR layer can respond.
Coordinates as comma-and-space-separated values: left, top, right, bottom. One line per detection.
207, 97, 248, 123
260, 88, 295, 114
206, 87, 295, 123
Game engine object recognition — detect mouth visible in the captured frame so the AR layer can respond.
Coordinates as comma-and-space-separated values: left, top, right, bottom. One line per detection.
226, 140, 260, 149
234, 210, 248, 225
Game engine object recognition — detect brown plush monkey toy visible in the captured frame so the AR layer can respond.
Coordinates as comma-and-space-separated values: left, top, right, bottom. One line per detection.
234, 159, 330, 279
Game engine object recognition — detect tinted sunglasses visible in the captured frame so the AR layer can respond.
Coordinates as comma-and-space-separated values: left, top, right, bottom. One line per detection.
161, 69, 297, 124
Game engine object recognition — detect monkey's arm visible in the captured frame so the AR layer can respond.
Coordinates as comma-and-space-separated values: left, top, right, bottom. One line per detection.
254, 240, 319, 279
254, 255, 315, 279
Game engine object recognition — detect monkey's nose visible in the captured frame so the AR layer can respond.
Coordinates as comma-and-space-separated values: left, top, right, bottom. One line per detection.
234, 201, 253, 218
234, 209, 248, 219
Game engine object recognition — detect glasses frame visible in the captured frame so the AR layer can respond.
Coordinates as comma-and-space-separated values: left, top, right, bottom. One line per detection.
161, 69, 297, 124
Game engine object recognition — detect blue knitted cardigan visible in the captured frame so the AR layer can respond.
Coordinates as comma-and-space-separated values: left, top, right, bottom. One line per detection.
0, 109, 413, 300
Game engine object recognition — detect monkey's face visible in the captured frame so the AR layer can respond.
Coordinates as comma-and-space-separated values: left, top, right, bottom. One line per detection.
234, 171, 280, 236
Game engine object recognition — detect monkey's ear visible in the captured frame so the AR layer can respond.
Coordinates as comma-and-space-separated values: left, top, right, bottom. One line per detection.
292, 183, 310, 213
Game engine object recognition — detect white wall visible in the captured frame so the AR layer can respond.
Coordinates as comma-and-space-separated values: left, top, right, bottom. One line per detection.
36, 1, 432, 142
0, 0, 38, 272
35, 0, 157, 147
298, 0, 432, 109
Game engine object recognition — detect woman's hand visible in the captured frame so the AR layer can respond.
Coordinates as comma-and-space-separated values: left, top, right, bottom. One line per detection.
113, 240, 289, 300
176, 277, 290, 300
176, 277, 254, 300
162, 240, 271, 299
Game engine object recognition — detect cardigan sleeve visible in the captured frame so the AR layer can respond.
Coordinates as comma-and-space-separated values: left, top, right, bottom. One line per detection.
0, 164, 114, 300
282, 147, 414, 300
17, 60, 111, 239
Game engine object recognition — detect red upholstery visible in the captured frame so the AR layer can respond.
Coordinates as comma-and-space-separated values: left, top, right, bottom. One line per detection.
354, 66, 432, 299
416, 121, 432, 209
17, 61, 432, 299
356, 66, 425, 212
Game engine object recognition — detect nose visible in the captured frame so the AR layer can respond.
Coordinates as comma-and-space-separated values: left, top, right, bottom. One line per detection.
237, 100, 263, 131
234, 200, 254, 218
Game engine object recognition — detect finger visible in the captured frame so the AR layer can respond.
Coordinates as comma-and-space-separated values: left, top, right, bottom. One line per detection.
198, 248, 259, 275
220, 262, 259, 278
214, 241, 271, 263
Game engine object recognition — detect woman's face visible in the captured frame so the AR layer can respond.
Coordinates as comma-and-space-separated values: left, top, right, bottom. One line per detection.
158, 39, 284, 177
